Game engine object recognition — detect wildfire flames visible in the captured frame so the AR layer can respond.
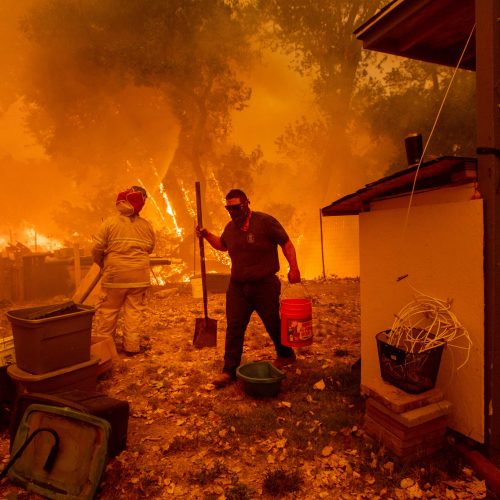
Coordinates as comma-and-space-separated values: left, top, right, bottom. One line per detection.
159, 183, 183, 238
0, 1, 388, 289
1, 226, 64, 255
0, 176, 233, 291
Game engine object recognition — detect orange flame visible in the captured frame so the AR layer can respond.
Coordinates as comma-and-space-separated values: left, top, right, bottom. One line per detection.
23, 227, 64, 252
136, 177, 166, 223
159, 182, 183, 238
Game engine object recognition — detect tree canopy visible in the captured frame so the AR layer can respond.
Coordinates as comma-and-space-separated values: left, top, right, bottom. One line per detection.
21, 0, 258, 236
258, 0, 475, 203
15, 0, 476, 270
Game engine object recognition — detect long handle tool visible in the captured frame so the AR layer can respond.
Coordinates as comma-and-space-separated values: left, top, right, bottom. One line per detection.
193, 181, 217, 348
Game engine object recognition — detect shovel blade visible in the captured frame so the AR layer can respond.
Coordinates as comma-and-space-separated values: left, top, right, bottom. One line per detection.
193, 317, 217, 348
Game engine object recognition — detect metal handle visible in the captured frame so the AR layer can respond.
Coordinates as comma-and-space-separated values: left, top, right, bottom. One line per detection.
0, 427, 60, 479
281, 281, 312, 299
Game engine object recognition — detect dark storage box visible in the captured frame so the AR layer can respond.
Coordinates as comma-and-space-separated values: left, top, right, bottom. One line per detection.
7, 302, 95, 374
376, 330, 445, 394
192, 273, 231, 294
11, 390, 129, 457
90, 335, 118, 376
0, 336, 16, 401
0, 366, 15, 402
9, 404, 109, 499
206, 273, 231, 293
7, 357, 99, 396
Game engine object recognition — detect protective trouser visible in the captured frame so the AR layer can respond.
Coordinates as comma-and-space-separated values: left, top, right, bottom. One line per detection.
94, 287, 147, 353
223, 275, 294, 374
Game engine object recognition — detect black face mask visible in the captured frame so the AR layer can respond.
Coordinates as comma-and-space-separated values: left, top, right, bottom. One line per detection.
226, 203, 249, 225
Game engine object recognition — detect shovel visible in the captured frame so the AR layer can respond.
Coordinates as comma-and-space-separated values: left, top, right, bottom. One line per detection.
193, 181, 217, 348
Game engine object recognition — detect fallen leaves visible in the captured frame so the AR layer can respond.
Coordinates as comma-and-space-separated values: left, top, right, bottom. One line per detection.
321, 445, 334, 457
313, 379, 326, 391
383, 461, 395, 477
400, 477, 415, 489
0, 280, 487, 500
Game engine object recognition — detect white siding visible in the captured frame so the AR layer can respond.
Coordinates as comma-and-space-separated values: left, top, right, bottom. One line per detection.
360, 185, 484, 442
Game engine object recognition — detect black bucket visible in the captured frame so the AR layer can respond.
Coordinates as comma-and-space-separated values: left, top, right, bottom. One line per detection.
404, 133, 423, 165
376, 330, 444, 394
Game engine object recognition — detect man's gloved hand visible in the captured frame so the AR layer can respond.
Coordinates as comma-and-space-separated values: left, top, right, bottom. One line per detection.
196, 226, 209, 239
288, 268, 301, 284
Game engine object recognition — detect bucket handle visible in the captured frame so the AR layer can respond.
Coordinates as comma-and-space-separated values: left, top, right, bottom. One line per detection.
281, 281, 312, 300
0, 427, 60, 479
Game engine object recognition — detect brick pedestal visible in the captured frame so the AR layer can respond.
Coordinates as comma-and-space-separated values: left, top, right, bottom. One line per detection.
362, 380, 452, 460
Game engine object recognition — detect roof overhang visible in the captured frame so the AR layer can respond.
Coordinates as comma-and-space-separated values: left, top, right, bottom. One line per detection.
321, 156, 477, 216
354, 0, 476, 70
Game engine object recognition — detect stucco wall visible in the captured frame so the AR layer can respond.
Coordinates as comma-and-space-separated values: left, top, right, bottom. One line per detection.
280, 215, 360, 280
359, 184, 484, 442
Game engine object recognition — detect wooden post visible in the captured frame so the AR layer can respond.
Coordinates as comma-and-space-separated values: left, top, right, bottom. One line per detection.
476, 0, 500, 455
73, 244, 81, 290
193, 219, 197, 277
319, 208, 326, 279
12, 253, 24, 303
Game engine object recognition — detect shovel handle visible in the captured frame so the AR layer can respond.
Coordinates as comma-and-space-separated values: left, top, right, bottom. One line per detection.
195, 182, 209, 319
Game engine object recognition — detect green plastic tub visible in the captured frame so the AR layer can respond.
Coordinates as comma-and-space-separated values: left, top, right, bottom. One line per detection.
9, 403, 110, 499
236, 361, 285, 397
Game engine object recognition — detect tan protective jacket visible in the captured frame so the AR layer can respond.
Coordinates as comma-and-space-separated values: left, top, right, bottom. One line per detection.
92, 213, 155, 288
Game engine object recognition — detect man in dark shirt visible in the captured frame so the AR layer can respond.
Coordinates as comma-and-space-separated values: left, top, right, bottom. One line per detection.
197, 189, 301, 388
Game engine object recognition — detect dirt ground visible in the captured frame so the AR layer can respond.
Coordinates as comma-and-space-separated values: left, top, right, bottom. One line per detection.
0, 278, 487, 499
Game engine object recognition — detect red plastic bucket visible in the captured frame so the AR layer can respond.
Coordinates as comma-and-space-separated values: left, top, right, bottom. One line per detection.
280, 298, 313, 347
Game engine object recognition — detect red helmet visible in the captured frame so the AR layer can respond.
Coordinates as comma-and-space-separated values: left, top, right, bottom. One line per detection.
116, 187, 147, 215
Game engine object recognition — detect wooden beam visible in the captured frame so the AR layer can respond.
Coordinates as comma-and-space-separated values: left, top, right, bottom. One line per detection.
476, 0, 500, 455
73, 244, 81, 289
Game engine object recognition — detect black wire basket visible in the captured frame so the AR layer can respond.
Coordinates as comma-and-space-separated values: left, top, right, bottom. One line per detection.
376, 330, 445, 394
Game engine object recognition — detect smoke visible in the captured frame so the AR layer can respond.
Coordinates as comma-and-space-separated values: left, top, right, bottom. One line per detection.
0, 1, 182, 248
0, 98, 74, 240
0, 1, 391, 279
0, 0, 74, 245
231, 48, 318, 163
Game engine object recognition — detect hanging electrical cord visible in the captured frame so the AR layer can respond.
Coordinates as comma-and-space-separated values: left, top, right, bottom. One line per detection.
388, 288, 472, 369
401, 23, 476, 240
387, 24, 477, 369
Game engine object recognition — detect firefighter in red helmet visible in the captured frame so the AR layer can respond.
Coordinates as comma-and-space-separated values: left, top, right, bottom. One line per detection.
91, 186, 155, 355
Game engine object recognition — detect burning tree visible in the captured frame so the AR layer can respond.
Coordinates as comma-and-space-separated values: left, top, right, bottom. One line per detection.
13, 0, 475, 279
20, 0, 259, 266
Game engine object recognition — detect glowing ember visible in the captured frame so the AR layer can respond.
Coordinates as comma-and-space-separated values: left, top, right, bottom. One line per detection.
207, 169, 225, 202
147, 194, 167, 223
22, 227, 64, 252
150, 267, 166, 285
180, 181, 196, 219
159, 182, 183, 238
0, 224, 65, 253
210, 249, 231, 268
136, 177, 166, 223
